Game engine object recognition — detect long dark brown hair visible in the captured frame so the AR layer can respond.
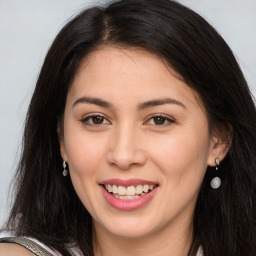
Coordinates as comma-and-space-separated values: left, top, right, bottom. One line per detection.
3, 0, 256, 255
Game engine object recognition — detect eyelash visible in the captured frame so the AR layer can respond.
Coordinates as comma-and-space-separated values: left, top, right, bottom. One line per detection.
81, 114, 175, 127
145, 114, 175, 126
81, 115, 111, 126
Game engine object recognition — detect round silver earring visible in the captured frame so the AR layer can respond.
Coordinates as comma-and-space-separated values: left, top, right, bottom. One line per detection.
210, 158, 221, 189
63, 160, 68, 176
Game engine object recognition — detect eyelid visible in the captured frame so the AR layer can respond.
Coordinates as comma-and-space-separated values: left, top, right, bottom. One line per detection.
80, 113, 175, 127
144, 114, 175, 126
81, 113, 111, 125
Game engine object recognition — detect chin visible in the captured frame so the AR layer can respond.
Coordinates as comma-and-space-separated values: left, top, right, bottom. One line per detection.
95, 215, 159, 238
108, 226, 154, 238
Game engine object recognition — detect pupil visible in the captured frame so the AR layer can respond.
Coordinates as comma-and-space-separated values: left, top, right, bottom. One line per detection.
93, 116, 103, 124
154, 117, 165, 125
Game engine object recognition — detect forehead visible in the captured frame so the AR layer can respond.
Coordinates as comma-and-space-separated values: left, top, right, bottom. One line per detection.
68, 46, 203, 111
76, 46, 181, 81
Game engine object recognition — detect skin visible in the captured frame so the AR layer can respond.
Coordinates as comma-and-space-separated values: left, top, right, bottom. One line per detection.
0, 243, 35, 256
59, 46, 229, 256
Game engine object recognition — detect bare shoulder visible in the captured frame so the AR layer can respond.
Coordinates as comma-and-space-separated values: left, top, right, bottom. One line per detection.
0, 242, 35, 255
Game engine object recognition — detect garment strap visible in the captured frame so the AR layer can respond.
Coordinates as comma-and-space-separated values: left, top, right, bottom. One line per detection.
0, 237, 53, 256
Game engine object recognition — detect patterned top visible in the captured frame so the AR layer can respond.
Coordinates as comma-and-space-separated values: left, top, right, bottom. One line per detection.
0, 231, 82, 256
196, 246, 204, 256
0, 231, 203, 255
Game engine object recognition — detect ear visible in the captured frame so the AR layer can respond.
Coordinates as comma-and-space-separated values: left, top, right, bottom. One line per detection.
207, 123, 232, 167
57, 116, 68, 162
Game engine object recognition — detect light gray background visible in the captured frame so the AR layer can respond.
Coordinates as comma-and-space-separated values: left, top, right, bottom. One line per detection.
0, 0, 255, 226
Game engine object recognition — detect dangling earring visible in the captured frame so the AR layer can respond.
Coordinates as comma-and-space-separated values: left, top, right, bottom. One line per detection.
210, 158, 221, 189
63, 160, 68, 176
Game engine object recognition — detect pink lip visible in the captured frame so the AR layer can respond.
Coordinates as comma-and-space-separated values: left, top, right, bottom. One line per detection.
100, 182, 158, 211
100, 178, 158, 187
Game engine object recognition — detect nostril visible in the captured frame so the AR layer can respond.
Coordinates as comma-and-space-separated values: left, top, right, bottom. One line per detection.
107, 149, 147, 170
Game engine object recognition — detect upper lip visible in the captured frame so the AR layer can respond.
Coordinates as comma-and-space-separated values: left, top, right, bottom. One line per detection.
99, 179, 158, 187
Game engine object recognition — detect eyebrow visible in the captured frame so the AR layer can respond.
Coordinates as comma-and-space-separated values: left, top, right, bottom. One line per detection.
72, 97, 113, 108
137, 98, 186, 110
72, 96, 185, 110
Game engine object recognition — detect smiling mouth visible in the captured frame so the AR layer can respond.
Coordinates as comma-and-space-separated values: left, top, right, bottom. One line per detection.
103, 184, 158, 200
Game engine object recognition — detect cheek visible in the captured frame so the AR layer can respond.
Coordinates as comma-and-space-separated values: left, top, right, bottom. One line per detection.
64, 129, 106, 177
148, 128, 210, 181
63, 130, 107, 215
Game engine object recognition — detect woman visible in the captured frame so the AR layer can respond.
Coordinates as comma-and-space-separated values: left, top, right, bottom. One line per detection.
0, 0, 255, 255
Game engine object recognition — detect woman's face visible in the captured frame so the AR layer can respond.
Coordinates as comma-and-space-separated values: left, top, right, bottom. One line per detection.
60, 47, 221, 239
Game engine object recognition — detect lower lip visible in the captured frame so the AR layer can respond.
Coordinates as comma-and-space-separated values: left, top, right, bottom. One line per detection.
100, 185, 158, 211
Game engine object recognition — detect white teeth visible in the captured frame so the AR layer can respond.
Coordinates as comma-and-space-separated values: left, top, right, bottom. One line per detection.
107, 184, 112, 193
127, 195, 136, 199
143, 184, 149, 193
104, 184, 156, 198
117, 186, 126, 195
127, 186, 136, 196
113, 194, 140, 200
112, 185, 118, 194
135, 185, 143, 194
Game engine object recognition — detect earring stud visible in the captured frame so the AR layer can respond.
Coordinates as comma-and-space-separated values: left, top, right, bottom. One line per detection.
63, 160, 68, 176
210, 158, 221, 189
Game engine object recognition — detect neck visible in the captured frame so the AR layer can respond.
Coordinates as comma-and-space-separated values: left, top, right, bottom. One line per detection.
93, 218, 193, 256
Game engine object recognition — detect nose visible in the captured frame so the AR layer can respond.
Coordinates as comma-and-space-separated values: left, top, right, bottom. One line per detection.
107, 125, 147, 170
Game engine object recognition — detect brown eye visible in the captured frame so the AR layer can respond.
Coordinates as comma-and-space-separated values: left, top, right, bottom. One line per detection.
146, 115, 175, 126
92, 116, 104, 124
153, 116, 166, 125
82, 115, 110, 126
